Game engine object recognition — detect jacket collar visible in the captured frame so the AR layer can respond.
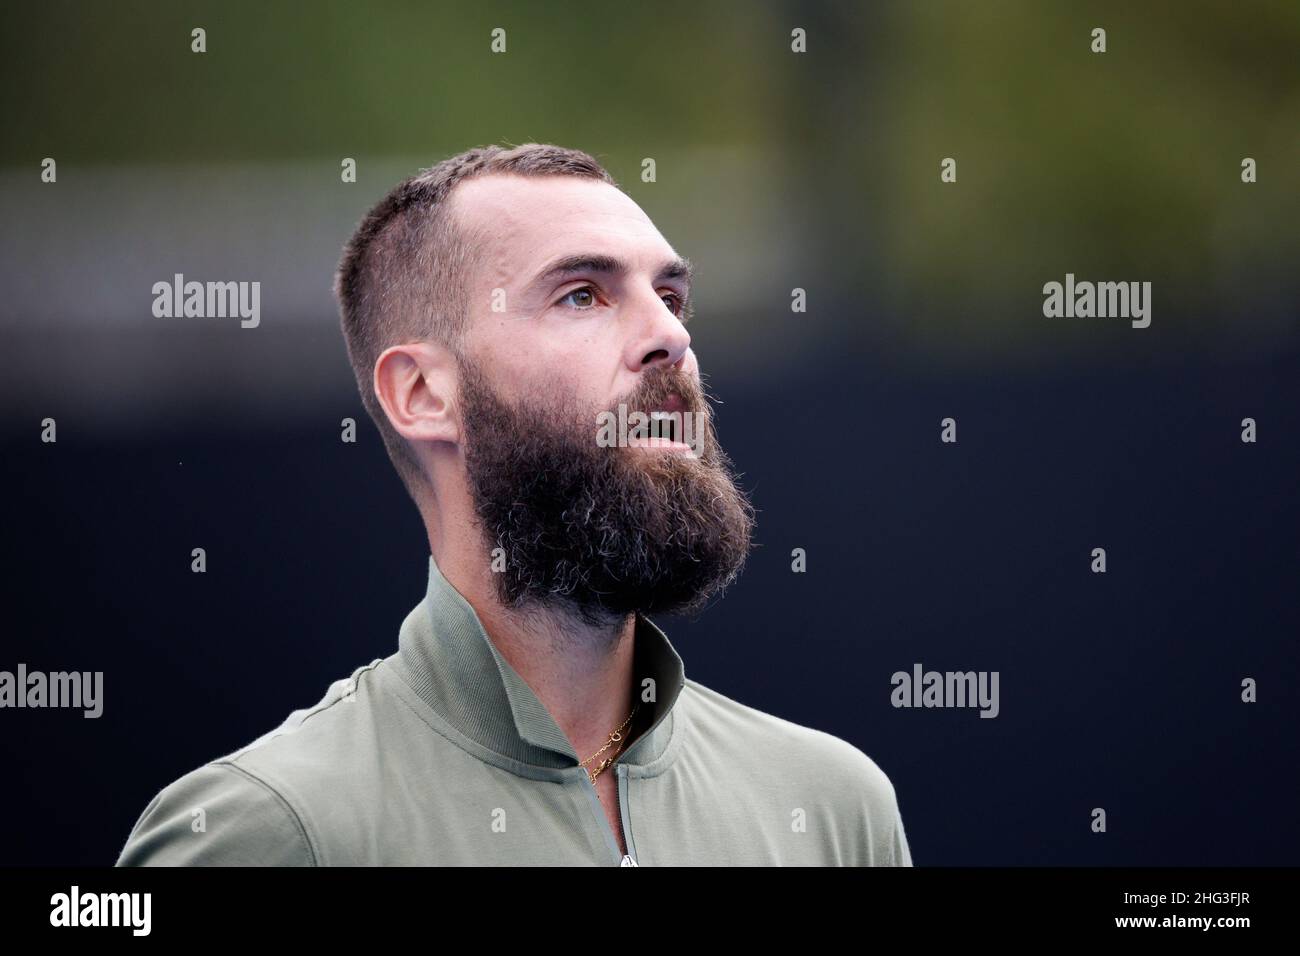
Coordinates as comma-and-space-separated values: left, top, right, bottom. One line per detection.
393, 555, 686, 770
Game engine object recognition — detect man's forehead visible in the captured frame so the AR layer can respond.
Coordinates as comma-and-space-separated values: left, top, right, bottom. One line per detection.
449, 174, 673, 285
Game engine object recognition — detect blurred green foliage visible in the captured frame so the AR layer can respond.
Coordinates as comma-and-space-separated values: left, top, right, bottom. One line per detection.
2, 0, 1295, 364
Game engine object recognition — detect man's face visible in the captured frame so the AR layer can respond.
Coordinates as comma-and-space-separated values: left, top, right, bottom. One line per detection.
448, 174, 754, 623
453, 173, 697, 421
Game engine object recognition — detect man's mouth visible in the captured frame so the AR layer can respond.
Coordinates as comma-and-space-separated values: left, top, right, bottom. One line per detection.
656, 393, 687, 416
650, 410, 680, 444
603, 387, 704, 456
627, 401, 698, 455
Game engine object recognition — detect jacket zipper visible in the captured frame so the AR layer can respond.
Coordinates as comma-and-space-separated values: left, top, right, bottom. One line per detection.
578, 763, 637, 866
580, 688, 678, 866
616, 764, 637, 865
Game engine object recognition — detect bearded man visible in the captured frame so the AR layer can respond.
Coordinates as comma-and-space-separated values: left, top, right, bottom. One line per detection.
115, 144, 912, 867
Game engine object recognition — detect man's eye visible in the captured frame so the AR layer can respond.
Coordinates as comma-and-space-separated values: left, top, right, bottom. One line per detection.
662, 293, 685, 315
559, 286, 598, 309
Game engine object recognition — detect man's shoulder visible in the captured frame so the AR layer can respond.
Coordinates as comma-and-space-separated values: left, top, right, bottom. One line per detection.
676, 678, 913, 866
678, 677, 901, 814
116, 658, 397, 867
221, 658, 391, 778
115, 758, 318, 866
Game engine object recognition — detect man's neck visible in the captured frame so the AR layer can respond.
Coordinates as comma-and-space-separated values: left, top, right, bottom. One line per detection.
432, 540, 642, 768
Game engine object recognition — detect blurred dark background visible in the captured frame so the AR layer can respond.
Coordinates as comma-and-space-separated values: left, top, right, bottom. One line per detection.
1, 0, 1296, 865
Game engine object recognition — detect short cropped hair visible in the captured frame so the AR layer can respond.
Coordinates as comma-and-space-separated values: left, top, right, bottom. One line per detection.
333, 143, 618, 504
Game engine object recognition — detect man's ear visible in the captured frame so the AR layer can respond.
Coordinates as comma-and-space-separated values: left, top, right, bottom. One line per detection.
373, 341, 461, 448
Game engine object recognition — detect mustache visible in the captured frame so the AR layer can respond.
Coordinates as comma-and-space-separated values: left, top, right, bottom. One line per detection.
613, 365, 710, 420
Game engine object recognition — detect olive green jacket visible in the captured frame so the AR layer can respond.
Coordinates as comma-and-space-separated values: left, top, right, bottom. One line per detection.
116, 557, 912, 866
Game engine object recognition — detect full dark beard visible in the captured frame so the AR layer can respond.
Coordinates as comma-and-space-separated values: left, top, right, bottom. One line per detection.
458, 358, 755, 627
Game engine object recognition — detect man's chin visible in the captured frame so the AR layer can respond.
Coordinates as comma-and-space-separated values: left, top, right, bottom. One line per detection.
541, 582, 728, 626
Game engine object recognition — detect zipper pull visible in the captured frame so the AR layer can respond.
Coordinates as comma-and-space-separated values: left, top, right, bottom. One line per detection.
620, 854, 638, 867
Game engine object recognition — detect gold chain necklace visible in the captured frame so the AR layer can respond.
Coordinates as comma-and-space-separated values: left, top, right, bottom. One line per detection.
579, 702, 640, 784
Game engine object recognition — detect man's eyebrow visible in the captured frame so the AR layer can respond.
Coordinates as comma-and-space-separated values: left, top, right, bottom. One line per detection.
530, 253, 694, 290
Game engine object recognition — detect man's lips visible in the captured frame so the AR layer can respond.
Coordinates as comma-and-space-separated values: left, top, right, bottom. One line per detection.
656, 393, 687, 415
602, 388, 703, 456
626, 435, 697, 455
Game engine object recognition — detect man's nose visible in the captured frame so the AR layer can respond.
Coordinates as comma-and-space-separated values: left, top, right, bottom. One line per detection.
624, 291, 691, 372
